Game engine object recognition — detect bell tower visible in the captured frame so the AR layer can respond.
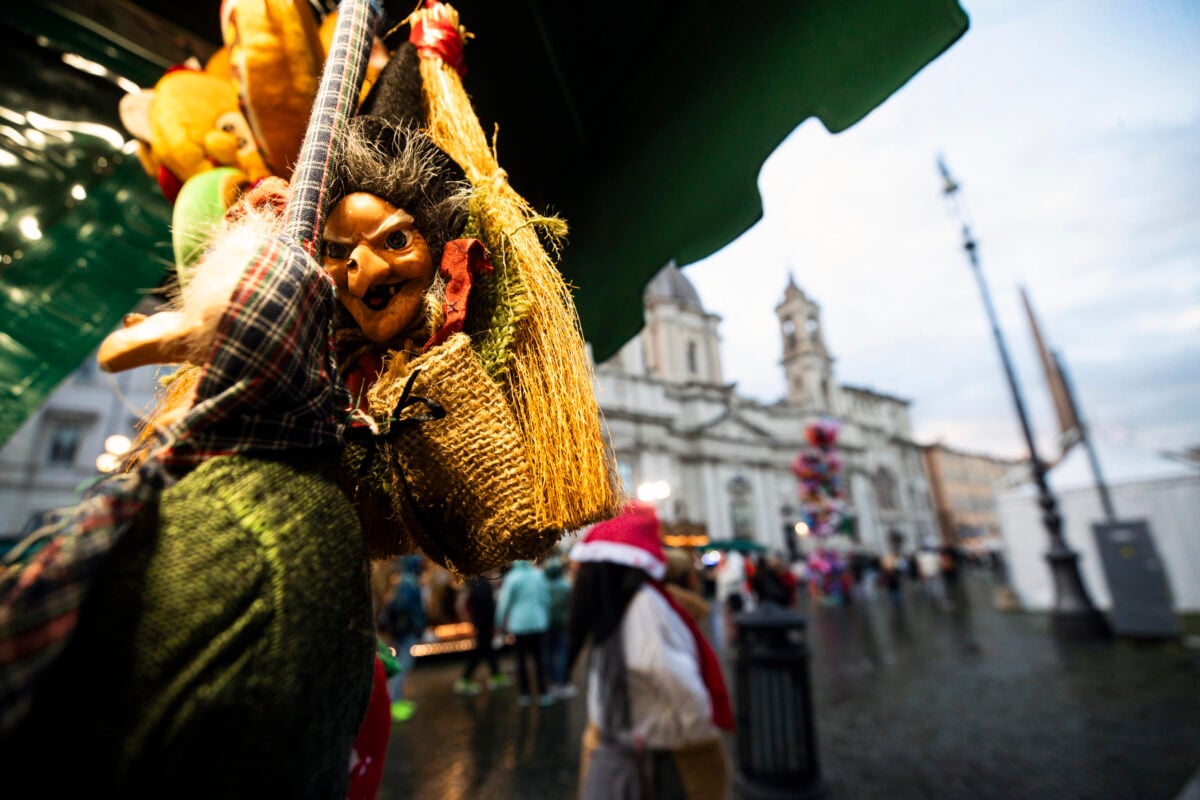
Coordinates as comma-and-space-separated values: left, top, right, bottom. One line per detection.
776, 274, 835, 411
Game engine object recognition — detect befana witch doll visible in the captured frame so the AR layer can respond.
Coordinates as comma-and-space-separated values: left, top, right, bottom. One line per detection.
120, 1, 621, 577
317, 7, 622, 575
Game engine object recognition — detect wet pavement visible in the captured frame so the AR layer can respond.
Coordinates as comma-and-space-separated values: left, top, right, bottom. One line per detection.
381, 574, 1200, 799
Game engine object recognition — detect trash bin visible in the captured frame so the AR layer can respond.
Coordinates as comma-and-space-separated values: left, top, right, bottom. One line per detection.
733, 602, 825, 799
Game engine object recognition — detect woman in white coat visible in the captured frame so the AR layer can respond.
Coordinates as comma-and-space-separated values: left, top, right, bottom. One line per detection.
569, 503, 734, 799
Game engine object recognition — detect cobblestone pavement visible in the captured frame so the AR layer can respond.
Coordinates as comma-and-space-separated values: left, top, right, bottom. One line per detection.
381, 574, 1200, 799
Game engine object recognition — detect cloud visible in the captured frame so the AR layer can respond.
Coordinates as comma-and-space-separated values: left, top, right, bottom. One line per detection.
685, 0, 1200, 459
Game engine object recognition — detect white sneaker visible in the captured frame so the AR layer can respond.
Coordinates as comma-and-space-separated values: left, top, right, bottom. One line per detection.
554, 684, 578, 698
517, 694, 532, 707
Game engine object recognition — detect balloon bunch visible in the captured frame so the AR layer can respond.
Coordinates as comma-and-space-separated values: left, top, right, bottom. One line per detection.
791, 417, 845, 538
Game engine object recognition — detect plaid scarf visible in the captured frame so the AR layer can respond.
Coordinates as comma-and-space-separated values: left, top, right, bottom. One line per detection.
155, 237, 347, 473
0, 463, 165, 733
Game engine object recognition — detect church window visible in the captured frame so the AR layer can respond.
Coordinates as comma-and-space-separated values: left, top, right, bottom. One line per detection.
727, 475, 755, 539
43, 415, 90, 467
782, 318, 797, 350
873, 468, 898, 510
687, 341, 698, 375
616, 459, 635, 494
805, 316, 819, 334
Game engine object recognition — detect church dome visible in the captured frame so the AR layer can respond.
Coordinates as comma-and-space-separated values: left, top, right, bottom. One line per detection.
644, 261, 704, 310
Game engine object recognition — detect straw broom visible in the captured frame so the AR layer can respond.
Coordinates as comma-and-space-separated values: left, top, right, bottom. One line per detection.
408, 1, 619, 530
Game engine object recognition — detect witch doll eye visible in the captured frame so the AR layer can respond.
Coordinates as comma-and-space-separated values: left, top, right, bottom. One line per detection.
386, 231, 409, 249
325, 242, 349, 260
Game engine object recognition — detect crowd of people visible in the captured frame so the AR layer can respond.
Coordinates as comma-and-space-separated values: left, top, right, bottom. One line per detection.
372, 552, 587, 716
371, 503, 734, 798
371, 509, 985, 799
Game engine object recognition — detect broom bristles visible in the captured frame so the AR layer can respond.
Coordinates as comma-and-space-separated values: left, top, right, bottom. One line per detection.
417, 44, 618, 529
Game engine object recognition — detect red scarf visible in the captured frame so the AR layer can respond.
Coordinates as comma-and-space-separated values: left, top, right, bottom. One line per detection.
650, 582, 735, 731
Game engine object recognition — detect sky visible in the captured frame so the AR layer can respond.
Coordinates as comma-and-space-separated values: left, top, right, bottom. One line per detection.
684, 0, 1200, 460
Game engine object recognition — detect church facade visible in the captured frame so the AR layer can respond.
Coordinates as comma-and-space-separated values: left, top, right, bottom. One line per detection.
594, 263, 937, 556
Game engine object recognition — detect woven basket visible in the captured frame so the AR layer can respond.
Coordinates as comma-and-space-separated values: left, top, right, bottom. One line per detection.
375, 334, 559, 574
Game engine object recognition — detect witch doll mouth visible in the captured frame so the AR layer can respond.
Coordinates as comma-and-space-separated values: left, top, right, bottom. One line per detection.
362, 281, 405, 310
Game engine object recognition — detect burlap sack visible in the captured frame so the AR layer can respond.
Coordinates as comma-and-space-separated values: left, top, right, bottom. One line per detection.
375, 333, 558, 575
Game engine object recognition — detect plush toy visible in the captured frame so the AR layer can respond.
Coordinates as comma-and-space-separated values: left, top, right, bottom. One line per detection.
170, 165, 250, 272
1, 4, 387, 795
220, 0, 326, 179
204, 44, 233, 82
119, 65, 270, 203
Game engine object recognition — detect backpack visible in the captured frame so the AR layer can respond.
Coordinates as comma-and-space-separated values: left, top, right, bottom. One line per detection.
382, 576, 425, 639
547, 578, 570, 629
465, 577, 495, 624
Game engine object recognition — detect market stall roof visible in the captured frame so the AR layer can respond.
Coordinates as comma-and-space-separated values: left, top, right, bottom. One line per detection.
704, 539, 767, 554
0, 0, 968, 446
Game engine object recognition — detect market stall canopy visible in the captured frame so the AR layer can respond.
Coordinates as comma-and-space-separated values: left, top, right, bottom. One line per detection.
704, 539, 768, 554
0, 0, 968, 446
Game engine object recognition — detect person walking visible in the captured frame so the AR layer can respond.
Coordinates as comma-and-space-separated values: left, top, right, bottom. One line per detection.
663, 548, 710, 625
379, 556, 426, 722
917, 546, 948, 608
570, 503, 734, 800
543, 557, 576, 697
454, 575, 510, 694
940, 543, 964, 608
880, 553, 904, 607
495, 560, 554, 706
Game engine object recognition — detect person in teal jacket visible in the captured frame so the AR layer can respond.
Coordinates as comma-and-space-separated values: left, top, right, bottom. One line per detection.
495, 560, 553, 706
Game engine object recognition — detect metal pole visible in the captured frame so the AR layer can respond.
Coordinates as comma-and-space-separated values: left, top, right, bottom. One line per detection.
1053, 351, 1117, 522
939, 158, 1108, 640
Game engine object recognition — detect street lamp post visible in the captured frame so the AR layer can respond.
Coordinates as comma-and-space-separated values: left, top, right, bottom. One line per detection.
780, 505, 799, 562
938, 157, 1108, 640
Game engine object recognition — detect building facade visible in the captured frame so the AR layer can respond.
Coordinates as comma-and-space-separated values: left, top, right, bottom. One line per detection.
0, 354, 158, 541
921, 443, 1022, 544
595, 264, 937, 556
2, 265, 942, 558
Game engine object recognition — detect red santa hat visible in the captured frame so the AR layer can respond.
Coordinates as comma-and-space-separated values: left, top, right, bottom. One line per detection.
570, 502, 666, 580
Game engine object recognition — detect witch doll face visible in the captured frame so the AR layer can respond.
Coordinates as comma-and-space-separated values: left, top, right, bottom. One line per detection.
322, 191, 435, 344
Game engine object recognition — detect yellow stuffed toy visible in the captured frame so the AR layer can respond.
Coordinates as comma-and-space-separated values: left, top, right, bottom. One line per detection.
119, 66, 270, 203
220, 0, 326, 179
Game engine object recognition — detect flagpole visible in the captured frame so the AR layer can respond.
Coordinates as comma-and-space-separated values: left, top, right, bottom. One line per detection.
1052, 352, 1117, 522
937, 157, 1108, 640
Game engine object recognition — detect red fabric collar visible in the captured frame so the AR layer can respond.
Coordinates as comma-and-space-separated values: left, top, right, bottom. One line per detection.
649, 582, 735, 731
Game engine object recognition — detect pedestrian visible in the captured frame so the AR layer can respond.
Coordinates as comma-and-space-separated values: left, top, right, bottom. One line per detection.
715, 549, 747, 646
663, 548, 710, 625
917, 546, 947, 608
570, 503, 734, 800
454, 574, 510, 694
495, 559, 554, 706
543, 556, 576, 697
751, 554, 791, 607
940, 543, 963, 607
880, 553, 904, 607
380, 556, 427, 721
